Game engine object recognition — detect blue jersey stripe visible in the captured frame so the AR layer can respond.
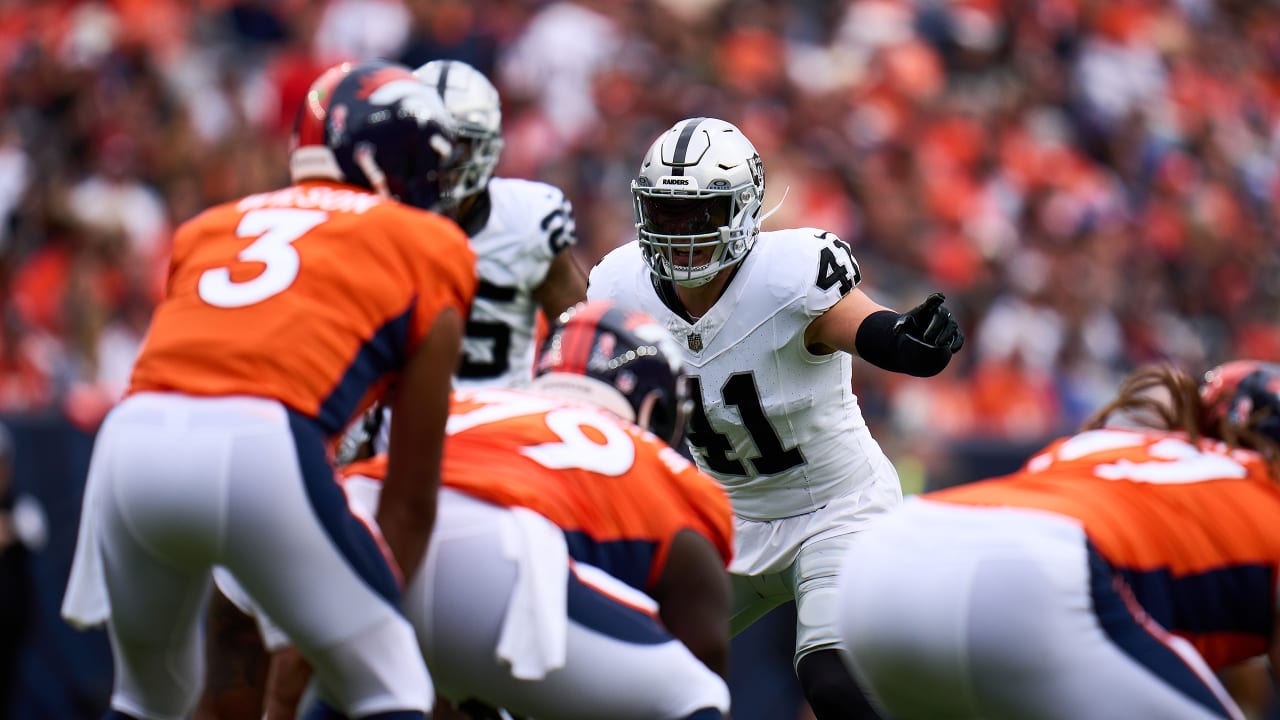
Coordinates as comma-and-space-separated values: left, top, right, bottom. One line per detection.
316, 302, 414, 435
1088, 547, 1236, 718
566, 567, 670, 646
1116, 563, 1274, 639
288, 409, 401, 604
562, 530, 658, 594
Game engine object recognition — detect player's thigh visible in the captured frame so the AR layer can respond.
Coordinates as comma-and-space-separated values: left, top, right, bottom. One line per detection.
100, 477, 214, 719
730, 570, 792, 635
468, 568, 729, 720
791, 530, 861, 664
968, 546, 1243, 720
94, 406, 232, 718
834, 511, 984, 720
218, 411, 429, 715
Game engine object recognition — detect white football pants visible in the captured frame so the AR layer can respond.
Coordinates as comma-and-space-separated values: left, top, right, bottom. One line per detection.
76, 393, 431, 720
835, 498, 1244, 720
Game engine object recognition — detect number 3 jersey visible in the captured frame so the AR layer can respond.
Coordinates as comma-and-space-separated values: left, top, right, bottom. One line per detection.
344, 388, 735, 595
588, 229, 897, 521
456, 177, 577, 389
929, 428, 1280, 669
128, 180, 478, 437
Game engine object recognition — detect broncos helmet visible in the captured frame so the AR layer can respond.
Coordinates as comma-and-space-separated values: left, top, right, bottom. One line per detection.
1199, 360, 1280, 453
289, 60, 458, 211
633, 117, 765, 287
413, 59, 504, 207
533, 300, 691, 446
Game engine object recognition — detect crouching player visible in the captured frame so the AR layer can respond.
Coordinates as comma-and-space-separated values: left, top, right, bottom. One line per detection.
217, 301, 734, 720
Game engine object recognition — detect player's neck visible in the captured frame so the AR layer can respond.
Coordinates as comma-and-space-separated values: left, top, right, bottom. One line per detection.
673, 267, 733, 320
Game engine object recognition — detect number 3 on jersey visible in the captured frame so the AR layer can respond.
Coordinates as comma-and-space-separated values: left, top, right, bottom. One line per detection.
198, 208, 328, 308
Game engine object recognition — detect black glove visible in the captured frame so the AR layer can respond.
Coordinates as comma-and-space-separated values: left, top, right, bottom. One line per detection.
893, 292, 964, 354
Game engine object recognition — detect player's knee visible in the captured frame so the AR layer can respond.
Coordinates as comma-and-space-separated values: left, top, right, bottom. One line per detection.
797, 649, 883, 720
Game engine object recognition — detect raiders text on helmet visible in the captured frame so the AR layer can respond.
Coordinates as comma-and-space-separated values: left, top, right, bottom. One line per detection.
632, 117, 765, 287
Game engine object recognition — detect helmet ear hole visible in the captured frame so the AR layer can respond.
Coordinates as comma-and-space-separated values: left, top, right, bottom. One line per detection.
635, 389, 661, 439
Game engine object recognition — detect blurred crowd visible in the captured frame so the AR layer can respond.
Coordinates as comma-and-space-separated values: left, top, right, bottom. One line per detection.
1, 0, 1278, 477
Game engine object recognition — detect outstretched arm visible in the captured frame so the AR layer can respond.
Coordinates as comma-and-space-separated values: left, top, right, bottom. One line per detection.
806, 290, 964, 377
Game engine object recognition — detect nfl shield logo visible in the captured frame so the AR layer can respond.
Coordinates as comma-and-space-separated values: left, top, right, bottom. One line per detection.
687, 332, 703, 352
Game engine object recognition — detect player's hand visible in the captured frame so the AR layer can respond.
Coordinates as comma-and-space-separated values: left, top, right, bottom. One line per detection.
893, 292, 964, 353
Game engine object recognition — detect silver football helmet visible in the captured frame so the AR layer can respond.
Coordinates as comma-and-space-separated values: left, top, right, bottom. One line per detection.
632, 117, 765, 287
413, 60, 505, 206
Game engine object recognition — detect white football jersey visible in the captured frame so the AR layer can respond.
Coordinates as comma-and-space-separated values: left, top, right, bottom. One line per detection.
588, 228, 897, 520
457, 176, 576, 389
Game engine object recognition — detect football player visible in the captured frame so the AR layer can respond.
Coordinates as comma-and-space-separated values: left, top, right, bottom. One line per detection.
61, 60, 477, 720
416, 58, 587, 388
338, 58, 588, 463
837, 361, 1280, 719
586, 116, 965, 719
214, 301, 736, 719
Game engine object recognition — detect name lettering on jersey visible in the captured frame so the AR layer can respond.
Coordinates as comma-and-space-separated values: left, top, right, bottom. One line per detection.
1030, 429, 1250, 484
238, 186, 384, 215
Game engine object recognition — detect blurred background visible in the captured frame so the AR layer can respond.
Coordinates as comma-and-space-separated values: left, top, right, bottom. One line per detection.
0, 0, 1278, 718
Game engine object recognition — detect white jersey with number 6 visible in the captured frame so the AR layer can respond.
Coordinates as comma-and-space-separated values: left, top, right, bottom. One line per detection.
588, 229, 897, 525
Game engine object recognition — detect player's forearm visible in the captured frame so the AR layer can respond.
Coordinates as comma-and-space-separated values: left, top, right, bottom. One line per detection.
375, 480, 438, 582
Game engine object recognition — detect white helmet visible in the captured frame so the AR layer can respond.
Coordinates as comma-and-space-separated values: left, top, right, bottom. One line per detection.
413, 60, 504, 205
632, 117, 765, 287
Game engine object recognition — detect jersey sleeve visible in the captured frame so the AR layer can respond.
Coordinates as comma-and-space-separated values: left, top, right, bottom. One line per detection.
402, 211, 478, 350
585, 242, 641, 302
530, 183, 577, 260
793, 229, 862, 318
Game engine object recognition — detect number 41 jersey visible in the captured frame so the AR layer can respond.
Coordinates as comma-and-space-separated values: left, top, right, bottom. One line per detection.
588, 229, 895, 521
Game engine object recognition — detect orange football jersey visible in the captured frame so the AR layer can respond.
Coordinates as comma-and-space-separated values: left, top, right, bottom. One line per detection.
129, 180, 477, 436
930, 428, 1280, 669
344, 388, 734, 593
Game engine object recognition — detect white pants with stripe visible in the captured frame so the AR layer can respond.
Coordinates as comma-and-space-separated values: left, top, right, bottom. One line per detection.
62, 393, 431, 720
835, 498, 1244, 720
409, 489, 729, 720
